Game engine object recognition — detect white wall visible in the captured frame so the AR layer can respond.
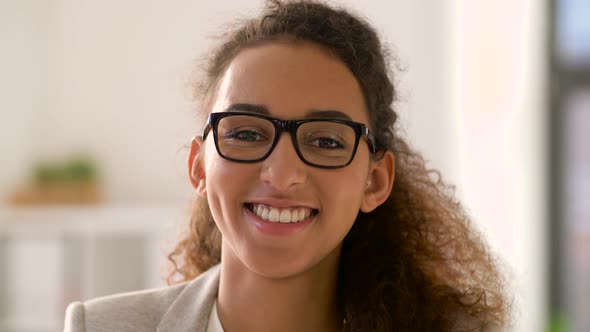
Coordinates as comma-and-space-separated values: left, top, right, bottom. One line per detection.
0, 0, 547, 330
456, 1, 548, 330
0, 0, 52, 198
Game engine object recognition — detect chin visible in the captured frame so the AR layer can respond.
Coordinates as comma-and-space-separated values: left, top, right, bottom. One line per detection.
242, 246, 339, 281
245, 256, 312, 280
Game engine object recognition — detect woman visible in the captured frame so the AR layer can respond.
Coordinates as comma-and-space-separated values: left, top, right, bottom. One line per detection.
65, 1, 510, 331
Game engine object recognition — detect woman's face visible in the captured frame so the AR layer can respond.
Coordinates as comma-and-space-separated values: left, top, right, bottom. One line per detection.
195, 42, 376, 278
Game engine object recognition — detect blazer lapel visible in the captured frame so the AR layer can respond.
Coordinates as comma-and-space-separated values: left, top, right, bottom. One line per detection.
157, 264, 221, 332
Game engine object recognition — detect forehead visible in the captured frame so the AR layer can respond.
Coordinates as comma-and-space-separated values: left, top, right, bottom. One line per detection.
212, 41, 368, 123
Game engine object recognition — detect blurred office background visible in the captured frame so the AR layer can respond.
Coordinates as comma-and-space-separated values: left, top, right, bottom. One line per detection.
0, 0, 587, 331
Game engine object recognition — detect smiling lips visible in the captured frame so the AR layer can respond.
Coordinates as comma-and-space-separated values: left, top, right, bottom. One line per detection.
247, 203, 316, 223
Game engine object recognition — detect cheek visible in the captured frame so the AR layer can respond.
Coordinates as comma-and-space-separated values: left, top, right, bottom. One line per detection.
203, 140, 245, 189
317, 167, 367, 216
202, 143, 247, 228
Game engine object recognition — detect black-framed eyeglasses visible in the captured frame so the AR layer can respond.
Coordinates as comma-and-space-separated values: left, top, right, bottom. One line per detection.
202, 111, 377, 169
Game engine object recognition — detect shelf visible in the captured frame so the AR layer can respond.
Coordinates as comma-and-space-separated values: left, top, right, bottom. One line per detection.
0, 204, 185, 331
0, 204, 186, 236
0, 318, 61, 332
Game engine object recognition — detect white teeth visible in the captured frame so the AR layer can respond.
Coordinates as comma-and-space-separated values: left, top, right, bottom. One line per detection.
298, 208, 305, 221
268, 208, 280, 222
279, 210, 291, 223
249, 204, 314, 223
261, 207, 269, 220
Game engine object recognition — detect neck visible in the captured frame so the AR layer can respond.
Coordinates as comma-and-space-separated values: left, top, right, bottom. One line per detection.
217, 241, 343, 332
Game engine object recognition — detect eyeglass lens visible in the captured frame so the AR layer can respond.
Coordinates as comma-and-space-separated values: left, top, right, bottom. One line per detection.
216, 115, 357, 167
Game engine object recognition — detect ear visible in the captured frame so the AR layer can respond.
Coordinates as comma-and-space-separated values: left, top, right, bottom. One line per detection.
188, 136, 207, 197
360, 151, 395, 213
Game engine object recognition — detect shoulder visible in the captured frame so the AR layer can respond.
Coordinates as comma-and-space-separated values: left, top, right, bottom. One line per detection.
64, 264, 221, 332
64, 282, 188, 332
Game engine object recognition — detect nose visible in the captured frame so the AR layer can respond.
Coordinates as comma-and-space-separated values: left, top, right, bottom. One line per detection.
259, 133, 307, 191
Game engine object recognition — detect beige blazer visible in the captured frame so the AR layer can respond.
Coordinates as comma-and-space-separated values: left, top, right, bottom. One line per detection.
64, 262, 498, 331
63, 264, 221, 332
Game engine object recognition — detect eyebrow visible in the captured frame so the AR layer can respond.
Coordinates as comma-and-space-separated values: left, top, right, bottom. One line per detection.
224, 103, 353, 121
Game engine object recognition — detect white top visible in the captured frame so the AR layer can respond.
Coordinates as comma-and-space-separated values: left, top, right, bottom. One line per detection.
206, 299, 225, 332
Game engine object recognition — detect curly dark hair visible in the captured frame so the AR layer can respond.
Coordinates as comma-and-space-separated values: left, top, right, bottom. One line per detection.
168, 1, 511, 331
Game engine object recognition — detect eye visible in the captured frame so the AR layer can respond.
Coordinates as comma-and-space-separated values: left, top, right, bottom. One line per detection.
306, 135, 346, 149
229, 130, 265, 141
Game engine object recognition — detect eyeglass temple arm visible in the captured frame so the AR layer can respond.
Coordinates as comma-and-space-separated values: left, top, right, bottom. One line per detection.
363, 127, 378, 154
202, 123, 212, 139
